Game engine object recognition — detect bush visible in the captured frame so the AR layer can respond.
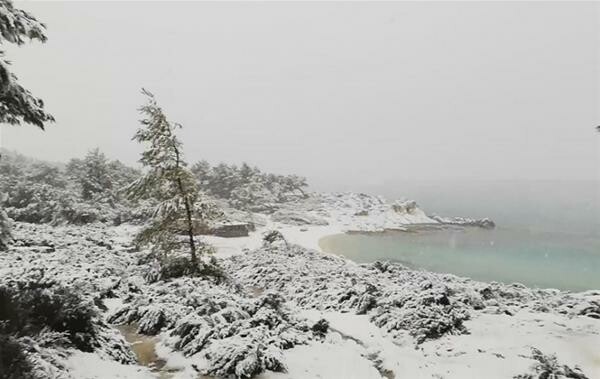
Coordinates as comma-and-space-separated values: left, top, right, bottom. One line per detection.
0, 282, 98, 351
513, 348, 590, 379
0, 335, 34, 379
158, 253, 226, 283
0, 209, 11, 251
159, 256, 197, 280
262, 230, 286, 245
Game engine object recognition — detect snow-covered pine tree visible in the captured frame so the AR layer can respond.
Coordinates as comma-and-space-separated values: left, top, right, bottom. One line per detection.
0, 0, 54, 129
126, 89, 201, 269
80, 148, 112, 200
191, 160, 211, 187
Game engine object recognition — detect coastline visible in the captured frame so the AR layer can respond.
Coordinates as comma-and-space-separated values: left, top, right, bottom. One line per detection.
201, 212, 600, 378
206, 221, 600, 379
4, 217, 600, 379
5, 191, 597, 379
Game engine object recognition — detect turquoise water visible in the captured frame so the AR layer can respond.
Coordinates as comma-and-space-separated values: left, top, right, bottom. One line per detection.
319, 227, 600, 291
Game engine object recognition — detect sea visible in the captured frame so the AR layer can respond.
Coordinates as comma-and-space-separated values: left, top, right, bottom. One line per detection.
319, 180, 600, 291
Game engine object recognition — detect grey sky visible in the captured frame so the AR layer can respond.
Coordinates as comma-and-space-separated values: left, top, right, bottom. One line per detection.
1, 1, 598, 190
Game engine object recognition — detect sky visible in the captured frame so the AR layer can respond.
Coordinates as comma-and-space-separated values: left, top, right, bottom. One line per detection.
1, 1, 599, 191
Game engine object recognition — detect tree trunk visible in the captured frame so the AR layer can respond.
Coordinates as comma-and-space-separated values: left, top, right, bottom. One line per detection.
177, 177, 198, 271
169, 133, 199, 272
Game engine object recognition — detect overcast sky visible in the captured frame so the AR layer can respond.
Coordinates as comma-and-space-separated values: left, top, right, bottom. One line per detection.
1, 1, 598, 190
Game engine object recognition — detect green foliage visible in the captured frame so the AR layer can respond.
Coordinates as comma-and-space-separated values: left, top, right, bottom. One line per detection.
0, 281, 98, 351
127, 89, 210, 266
158, 255, 199, 280
0, 334, 34, 379
0, 280, 103, 378
0, 0, 53, 129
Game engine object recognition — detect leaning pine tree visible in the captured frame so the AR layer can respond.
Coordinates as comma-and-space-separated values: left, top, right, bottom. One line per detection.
126, 89, 202, 271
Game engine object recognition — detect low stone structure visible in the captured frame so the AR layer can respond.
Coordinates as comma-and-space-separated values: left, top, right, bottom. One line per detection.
209, 222, 252, 237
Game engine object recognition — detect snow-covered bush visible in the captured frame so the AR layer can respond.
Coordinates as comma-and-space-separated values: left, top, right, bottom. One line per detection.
310, 318, 329, 339
0, 207, 11, 250
513, 348, 590, 379
109, 274, 311, 378
0, 334, 33, 379
0, 281, 98, 351
4, 182, 62, 223
150, 251, 223, 283
0, 279, 136, 377
226, 241, 472, 344
262, 230, 287, 246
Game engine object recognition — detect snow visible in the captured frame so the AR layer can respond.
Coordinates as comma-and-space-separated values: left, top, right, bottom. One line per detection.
66, 352, 154, 379
298, 309, 600, 379
3, 192, 599, 379
203, 230, 264, 258
258, 337, 382, 379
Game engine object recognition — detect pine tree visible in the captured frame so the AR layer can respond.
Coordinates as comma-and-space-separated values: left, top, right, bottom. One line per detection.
191, 160, 211, 187
0, 0, 54, 129
126, 89, 201, 269
80, 148, 112, 200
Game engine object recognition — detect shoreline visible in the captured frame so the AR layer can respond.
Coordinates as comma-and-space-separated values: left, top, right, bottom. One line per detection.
4, 221, 600, 378
209, 222, 600, 378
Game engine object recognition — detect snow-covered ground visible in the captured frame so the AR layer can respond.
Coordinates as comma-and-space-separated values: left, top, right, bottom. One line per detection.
199, 193, 600, 378
2, 193, 599, 378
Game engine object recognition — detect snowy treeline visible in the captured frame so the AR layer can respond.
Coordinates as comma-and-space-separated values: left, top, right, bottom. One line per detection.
0, 149, 141, 226
0, 149, 309, 229
191, 161, 307, 212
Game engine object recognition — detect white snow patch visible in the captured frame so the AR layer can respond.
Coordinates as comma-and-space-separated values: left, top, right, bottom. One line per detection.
66, 351, 155, 379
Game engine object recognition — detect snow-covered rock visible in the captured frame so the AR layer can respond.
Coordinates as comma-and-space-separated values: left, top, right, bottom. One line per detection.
270, 192, 494, 233
430, 214, 496, 229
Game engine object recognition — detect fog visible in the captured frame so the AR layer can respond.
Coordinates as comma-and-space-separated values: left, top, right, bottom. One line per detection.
1, 1, 599, 191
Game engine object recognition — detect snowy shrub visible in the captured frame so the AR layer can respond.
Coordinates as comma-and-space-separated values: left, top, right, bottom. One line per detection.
4, 182, 62, 223
0, 334, 34, 379
262, 230, 287, 246
198, 256, 227, 283
159, 256, 199, 280
0, 207, 11, 250
311, 319, 329, 339
513, 348, 590, 379
201, 333, 287, 378
174, 292, 305, 378
0, 277, 136, 377
226, 242, 473, 344
142, 246, 225, 283
0, 282, 98, 351
109, 276, 310, 378
3, 181, 125, 226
